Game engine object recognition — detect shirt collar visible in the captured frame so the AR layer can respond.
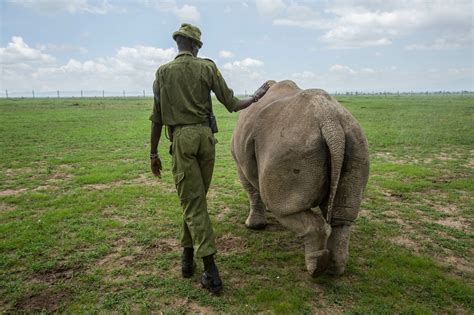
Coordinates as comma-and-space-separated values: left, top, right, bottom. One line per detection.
175, 51, 194, 59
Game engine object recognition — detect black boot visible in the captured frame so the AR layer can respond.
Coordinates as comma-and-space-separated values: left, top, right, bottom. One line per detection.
181, 247, 196, 278
201, 254, 223, 294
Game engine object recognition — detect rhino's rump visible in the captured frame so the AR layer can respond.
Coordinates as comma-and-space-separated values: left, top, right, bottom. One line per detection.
254, 93, 330, 215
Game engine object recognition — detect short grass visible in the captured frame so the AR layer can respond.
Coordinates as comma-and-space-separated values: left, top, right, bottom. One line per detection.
1, 95, 473, 313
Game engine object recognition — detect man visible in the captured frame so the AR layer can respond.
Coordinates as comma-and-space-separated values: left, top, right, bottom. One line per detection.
149, 23, 269, 294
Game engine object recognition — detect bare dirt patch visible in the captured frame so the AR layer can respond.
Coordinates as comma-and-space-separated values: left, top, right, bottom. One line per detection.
389, 236, 420, 252
4, 167, 34, 177
436, 217, 470, 231
101, 205, 138, 225
84, 183, 112, 190
49, 172, 73, 180
95, 237, 138, 268
443, 253, 474, 275
0, 188, 28, 196
97, 251, 122, 267
142, 238, 179, 257
188, 301, 215, 314
372, 151, 407, 164
32, 184, 59, 192
14, 288, 71, 313
381, 189, 405, 202
216, 206, 232, 221
32, 264, 82, 284
420, 192, 459, 215
171, 298, 215, 314
0, 201, 17, 212
216, 234, 246, 254
82, 174, 174, 192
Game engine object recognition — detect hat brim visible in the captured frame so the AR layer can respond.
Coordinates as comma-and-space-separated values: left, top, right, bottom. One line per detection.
172, 31, 203, 48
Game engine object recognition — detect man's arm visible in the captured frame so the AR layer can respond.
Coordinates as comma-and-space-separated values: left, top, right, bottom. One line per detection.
232, 81, 271, 112
210, 62, 271, 112
150, 78, 163, 177
150, 121, 162, 155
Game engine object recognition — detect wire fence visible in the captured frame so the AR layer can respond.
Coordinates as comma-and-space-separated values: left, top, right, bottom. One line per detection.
2, 90, 154, 99
1, 89, 473, 99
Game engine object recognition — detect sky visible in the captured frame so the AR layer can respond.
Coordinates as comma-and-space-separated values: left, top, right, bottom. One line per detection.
0, 0, 473, 96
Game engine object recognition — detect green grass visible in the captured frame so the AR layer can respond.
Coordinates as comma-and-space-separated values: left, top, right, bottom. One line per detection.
1, 95, 473, 313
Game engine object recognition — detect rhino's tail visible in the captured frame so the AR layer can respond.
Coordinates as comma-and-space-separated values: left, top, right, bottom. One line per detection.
321, 118, 345, 224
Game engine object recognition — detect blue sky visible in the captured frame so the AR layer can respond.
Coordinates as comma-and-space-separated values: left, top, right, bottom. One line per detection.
1, 0, 473, 96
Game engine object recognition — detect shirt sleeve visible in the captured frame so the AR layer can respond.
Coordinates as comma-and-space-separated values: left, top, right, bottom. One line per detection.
210, 63, 239, 112
149, 74, 163, 124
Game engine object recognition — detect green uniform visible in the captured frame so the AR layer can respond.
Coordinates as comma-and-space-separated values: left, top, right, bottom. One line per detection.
150, 51, 239, 258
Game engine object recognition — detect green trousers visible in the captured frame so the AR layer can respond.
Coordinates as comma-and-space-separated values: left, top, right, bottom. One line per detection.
171, 125, 217, 258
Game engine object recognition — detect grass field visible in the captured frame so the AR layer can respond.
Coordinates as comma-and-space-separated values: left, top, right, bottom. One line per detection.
1, 95, 473, 313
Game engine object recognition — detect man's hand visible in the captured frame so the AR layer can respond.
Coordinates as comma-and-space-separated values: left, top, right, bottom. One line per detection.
252, 81, 271, 102
150, 155, 162, 178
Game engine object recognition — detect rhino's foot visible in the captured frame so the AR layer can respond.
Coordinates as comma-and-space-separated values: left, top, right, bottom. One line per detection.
327, 263, 345, 276
306, 249, 330, 278
245, 210, 267, 230
326, 225, 351, 277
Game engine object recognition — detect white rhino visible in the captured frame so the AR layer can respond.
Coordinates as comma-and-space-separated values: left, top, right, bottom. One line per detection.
231, 80, 370, 276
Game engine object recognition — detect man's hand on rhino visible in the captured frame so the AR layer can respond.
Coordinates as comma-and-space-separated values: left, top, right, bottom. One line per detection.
252, 81, 271, 102
150, 154, 162, 178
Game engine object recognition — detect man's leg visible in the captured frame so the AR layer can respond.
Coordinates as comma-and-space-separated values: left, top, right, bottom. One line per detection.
196, 127, 222, 294
172, 127, 219, 287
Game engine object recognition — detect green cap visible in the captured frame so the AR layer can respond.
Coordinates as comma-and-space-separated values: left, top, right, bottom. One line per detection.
172, 23, 203, 48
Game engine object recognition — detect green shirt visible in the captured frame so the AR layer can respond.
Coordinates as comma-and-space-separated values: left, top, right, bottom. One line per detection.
149, 51, 239, 126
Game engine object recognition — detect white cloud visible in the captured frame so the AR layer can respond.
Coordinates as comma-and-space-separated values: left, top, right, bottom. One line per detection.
330, 64, 376, 75
1, 36, 176, 91
147, 0, 200, 22
330, 64, 356, 74
0, 36, 55, 64
36, 43, 89, 54
270, 0, 473, 49
273, 3, 327, 29
219, 50, 235, 58
292, 71, 317, 79
405, 35, 473, 50
255, 0, 286, 16
9, 0, 116, 14
219, 57, 266, 94
223, 58, 264, 71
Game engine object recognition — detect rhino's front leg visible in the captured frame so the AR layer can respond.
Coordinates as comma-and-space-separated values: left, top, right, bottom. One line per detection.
245, 187, 267, 230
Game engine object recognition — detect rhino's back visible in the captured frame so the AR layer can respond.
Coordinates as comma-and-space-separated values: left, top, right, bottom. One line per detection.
231, 80, 303, 187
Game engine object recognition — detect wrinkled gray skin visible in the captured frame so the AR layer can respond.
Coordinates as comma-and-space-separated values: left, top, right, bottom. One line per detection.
231, 80, 369, 277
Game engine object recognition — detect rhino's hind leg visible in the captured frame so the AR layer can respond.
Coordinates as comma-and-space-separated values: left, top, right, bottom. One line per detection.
275, 210, 331, 277
245, 188, 267, 230
236, 167, 267, 230
327, 224, 352, 275
325, 157, 368, 275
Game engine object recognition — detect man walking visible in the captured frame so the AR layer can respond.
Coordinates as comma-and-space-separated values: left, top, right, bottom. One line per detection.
149, 23, 269, 294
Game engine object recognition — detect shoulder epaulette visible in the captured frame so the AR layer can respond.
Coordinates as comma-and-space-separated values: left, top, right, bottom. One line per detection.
202, 58, 216, 65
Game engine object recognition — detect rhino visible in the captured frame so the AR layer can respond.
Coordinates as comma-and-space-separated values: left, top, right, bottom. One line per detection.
231, 80, 370, 276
